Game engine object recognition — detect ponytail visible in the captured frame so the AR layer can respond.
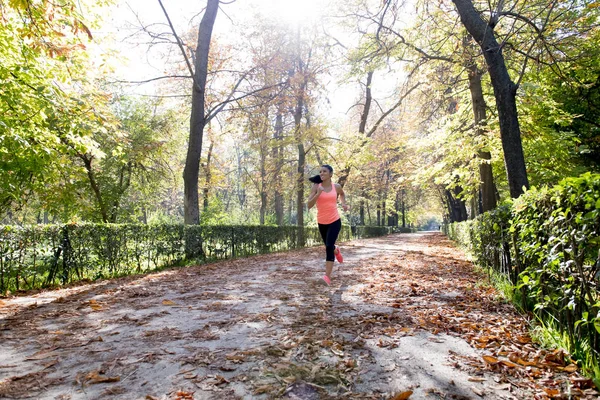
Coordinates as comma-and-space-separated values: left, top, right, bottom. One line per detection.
308, 175, 323, 184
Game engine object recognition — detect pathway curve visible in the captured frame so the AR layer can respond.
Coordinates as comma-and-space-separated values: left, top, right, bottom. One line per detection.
0, 232, 597, 399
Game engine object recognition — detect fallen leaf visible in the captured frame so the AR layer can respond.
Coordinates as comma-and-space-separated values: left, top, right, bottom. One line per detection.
162, 300, 177, 306
83, 336, 104, 346
226, 353, 245, 362
500, 360, 519, 368
468, 377, 485, 382
543, 387, 560, 396
25, 349, 57, 360
390, 390, 413, 400
85, 371, 120, 384
515, 358, 537, 367
42, 359, 59, 370
254, 384, 274, 395
89, 300, 102, 311
471, 386, 484, 396
482, 355, 498, 365
174, 391, 195, 400
562, 364, 577, 373
493, 383, 512, 390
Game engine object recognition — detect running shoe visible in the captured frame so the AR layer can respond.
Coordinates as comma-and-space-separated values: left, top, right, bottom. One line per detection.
322, 275, 331, 286
335, 246, 343, 263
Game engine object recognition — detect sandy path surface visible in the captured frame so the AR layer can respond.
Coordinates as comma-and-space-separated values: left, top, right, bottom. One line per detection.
0, 232, 594, 399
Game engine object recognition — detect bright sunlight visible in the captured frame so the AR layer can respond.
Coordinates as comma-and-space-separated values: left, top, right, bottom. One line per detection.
262, 0, 329, 25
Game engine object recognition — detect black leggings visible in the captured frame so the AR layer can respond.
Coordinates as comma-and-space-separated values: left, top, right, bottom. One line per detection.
318, 218, 341, 262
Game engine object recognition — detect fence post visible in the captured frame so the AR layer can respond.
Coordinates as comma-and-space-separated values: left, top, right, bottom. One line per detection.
61, 225, 72, 285
231, 227, 235, 259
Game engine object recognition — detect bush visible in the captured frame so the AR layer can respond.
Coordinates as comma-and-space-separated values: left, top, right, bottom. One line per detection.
0, 223, 392, 294
446, 172, 600, 371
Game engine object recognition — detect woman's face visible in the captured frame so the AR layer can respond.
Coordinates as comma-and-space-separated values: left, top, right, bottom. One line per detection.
319, 167, 332, 181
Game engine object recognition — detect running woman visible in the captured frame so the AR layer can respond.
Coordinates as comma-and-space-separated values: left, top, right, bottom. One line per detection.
307, 164, 349, 286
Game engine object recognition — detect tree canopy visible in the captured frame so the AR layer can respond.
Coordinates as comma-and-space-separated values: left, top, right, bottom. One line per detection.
1, 0, 599, 226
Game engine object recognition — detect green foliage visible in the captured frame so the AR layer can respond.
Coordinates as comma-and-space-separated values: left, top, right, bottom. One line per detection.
0, 0, 114, 216
0, 222, 392, 294
446, 172, 600, 376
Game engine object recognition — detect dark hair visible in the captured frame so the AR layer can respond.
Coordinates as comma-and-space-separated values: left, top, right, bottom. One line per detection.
308, 164, 333, 184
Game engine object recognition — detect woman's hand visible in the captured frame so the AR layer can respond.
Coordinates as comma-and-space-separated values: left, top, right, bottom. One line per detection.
342, 204, 349, 212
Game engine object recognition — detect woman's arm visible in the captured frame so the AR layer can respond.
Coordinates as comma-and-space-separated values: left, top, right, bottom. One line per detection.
335, 184, 349, 212
307, 184, 322, 209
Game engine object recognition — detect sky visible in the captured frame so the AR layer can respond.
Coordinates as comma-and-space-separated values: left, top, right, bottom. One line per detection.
91, 0, 406, 120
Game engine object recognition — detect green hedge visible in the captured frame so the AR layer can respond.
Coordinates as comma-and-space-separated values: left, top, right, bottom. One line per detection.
445, 172, 600, 361
0, 223, 393, 293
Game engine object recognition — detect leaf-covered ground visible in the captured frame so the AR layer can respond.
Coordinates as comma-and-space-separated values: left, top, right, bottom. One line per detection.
0, 232, 597, 399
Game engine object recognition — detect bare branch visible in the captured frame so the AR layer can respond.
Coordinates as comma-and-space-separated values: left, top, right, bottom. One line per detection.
366, 81, 423, 138
111, 75, 192, 84
157, 0, 197, 88
206, 81, 287, 123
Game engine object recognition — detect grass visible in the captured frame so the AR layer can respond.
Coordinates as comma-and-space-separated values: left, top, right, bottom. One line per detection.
531, 317, 600, 389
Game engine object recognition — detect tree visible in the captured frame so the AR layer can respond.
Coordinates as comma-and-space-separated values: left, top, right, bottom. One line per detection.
181, 0, 220, 224
0, 0, 111, 218
78, 96, 182, 222
450, 0, 529, 198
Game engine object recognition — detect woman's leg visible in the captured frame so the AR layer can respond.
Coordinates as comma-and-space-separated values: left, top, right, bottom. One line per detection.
324, 219, 342, 279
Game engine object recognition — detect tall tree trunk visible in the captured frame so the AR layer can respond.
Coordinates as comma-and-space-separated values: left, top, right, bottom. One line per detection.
236, 148, 246, 207
203, 139, 214, 212
466, 60, 497, 212
273, 110, 284, 226
295, 107, 306, 239
338, 71, 373, 188
80, 155, 109, 223
445, 188, 468, 222
390, 191, 400, 227
401, 190, 406, 228
376, 192, 381, 226
360, 199, 365, 225
452, 0, 529, 198
292, 43, 308, 245
259, 150, 267, 225
183, 0, 219, 224
358, 71, 374, 135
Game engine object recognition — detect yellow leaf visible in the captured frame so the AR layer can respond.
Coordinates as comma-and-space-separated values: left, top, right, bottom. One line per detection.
162, 300, 177, 306
390, 391, 413, 400
516, 358, 537, 367
562, 364, 578, 373
543, 387, 561, 396
89, 299, 102, 311
85, 371, 120, 384
500, 360, 519, 368
482, 355, 498, 364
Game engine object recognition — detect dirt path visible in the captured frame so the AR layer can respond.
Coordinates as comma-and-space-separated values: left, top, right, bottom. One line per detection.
0, 232, 597, 399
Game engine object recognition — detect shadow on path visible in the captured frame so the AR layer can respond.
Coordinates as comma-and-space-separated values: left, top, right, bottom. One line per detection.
0, 232, 594, 399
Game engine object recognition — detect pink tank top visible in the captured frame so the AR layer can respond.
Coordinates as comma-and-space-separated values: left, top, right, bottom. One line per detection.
316, 183, 340, 224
